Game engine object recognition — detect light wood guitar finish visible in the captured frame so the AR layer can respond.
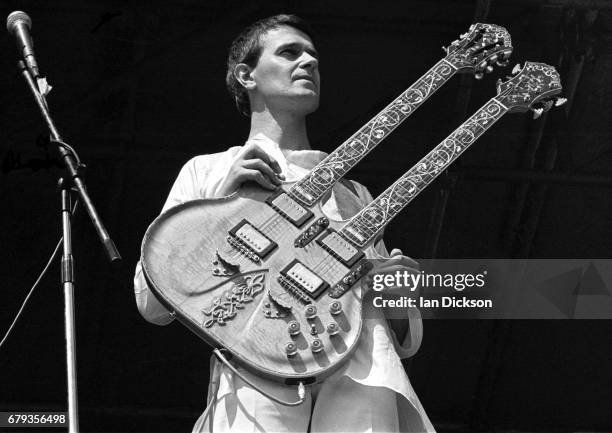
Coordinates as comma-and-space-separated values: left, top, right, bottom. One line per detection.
142, 186, 377, 383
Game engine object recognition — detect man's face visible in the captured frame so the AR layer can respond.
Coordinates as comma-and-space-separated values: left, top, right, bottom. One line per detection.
249, 25, 320, 115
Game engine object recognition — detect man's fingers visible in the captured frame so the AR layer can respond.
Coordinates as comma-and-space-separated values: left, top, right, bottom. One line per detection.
242, 169, 277, 190
385, 250, 420, 270
243, 144, 283, 175
242, 159, 282, 185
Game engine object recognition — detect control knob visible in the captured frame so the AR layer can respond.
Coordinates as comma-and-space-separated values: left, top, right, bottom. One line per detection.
288, 321, 301, 336
285, 342, 298, 357
329, 301, 342, 315
327, 323, 340, 335
310, 339, 324, 353
304, 305, 317, 320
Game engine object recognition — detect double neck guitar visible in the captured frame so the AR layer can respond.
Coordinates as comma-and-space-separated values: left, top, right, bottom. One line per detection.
141, 26, 563, 384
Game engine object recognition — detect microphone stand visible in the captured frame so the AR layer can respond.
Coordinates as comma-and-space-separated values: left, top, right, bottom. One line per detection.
17, 60, 122, 433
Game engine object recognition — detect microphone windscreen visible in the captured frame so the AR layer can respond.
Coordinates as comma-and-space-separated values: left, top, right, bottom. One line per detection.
6, 11, 32, 33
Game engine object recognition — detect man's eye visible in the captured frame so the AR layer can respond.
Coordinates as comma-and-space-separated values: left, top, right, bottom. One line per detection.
281, 49, 297, 56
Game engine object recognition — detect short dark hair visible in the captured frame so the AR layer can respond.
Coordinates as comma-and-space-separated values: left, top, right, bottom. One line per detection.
226, 14, 314, 117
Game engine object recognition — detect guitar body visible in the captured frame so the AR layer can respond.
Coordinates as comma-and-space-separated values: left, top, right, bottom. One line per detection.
141, 184, 377, 384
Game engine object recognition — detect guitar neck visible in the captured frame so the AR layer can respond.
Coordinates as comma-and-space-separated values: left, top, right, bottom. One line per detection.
340, 97, 509, 248
289, 58, 458, 206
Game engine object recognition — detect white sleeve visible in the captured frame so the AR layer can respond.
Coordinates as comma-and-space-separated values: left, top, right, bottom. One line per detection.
134, 156, 211, 325
161, 157, 206, 213
134, 261, 174, 325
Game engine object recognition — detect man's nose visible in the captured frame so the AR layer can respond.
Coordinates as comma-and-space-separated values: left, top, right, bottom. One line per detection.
299, 52, 318, 70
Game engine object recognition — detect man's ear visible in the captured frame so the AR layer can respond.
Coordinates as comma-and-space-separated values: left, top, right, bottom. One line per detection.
234, 63, 256, 90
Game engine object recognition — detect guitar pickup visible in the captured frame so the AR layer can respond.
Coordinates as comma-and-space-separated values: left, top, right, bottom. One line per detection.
280, 259, 329, 300
228, 219, 277, 260
316, 229, 364, 267
294, 217, 329, 248
266, 190, 313, 227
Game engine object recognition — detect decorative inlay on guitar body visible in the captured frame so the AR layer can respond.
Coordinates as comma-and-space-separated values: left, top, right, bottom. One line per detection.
201, 271, 266, 328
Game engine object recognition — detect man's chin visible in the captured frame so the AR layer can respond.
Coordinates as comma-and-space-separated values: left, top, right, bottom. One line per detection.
287, 93, 320, 114
300, 99, 320, 115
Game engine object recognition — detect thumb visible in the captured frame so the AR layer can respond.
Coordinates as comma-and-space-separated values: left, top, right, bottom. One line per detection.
389, 248, 403, 257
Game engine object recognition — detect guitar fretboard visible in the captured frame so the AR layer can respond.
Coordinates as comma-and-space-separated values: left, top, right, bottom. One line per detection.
340, 98, 508, 247
289, 59, 458, 206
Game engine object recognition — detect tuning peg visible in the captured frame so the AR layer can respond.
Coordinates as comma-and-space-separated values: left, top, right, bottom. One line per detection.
532, 108, 544, 119
496, 78, 503, 87
474, 72, 484, 80
489, 54, 498, 63
512, 63, 522, 75
555, 97, 567, 107
459, 32, 468, 39
485, 65, 494, 73
442, 46, 448, 54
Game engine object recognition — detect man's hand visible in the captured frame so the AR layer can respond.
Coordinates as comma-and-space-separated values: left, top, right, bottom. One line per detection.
217, 143, 285, 196
365, 248, 420, 293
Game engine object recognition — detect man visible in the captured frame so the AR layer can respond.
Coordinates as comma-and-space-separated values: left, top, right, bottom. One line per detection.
134, 14, 435, 432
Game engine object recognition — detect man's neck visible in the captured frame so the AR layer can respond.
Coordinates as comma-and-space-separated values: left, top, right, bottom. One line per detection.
248, 109, 311, 151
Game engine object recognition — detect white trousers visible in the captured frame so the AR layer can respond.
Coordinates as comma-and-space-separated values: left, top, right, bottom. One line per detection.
192, 360, 433, 433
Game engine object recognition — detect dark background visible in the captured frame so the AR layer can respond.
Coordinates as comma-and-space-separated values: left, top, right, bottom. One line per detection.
1, 0, 611, 432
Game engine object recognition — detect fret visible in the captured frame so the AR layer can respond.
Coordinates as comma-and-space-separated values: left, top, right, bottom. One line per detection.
290, 59, 457, 206
340, 99, 508, 247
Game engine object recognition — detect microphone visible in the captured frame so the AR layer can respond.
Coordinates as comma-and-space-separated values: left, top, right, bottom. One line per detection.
6, 11, 40, 78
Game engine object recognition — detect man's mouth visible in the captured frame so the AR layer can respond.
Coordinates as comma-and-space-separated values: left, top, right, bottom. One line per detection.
294, 75, 315, 83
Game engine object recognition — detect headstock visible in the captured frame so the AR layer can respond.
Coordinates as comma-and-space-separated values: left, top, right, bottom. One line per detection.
495, 62, 566, 118
444, 23, 513, 79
